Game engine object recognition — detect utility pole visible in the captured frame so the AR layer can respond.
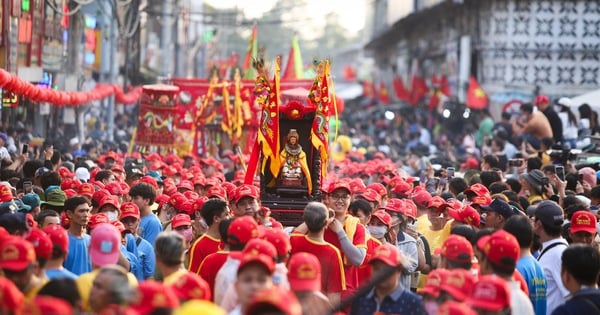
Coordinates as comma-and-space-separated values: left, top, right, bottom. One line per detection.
161, 0, 175, 76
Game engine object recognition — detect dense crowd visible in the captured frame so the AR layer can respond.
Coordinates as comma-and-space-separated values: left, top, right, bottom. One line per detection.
0, 95, 599, 314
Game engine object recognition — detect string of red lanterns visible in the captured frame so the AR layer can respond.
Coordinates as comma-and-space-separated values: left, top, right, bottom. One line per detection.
0, 69, 142, 106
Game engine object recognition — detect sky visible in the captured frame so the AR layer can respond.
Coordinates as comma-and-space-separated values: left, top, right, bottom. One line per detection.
203, 0, 367, 34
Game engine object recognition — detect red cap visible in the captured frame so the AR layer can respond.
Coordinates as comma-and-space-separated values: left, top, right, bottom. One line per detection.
25, 228, 53, 260
177, 180, 194, 192
112, 220, 126, 233
402, 199, 418, 219
329, 181, 352, 194
61, 178, 81, 191
130, 280, 180, 314
348, 178, 367, 194
467, 275, 511, 311
441, 235, 474, 264
477, 230, 519, 270
534, 94, 549, 105
58, 166, 75, 179
242, 238, 277, 260
0, 184, 13, 202
26, 213, 37, 229
42, 225, 69, 255
464, 183, 492, 206
0, 277, 24, 314
171, 213, 192, 229
359, 188, 382, 204
63, 189, 78, 199
111, 165, 125, 174
227, 216, 259, 246
206, 185, 228, 200
120, 202, 140, 220
237, 252, 275, 275
246, 287, 302, 315
261, 228, 291, 259
440, 268, 476, 301
428, 196, 447, 210
418, 268, 450, 297
461, 157, 479, 170
99, 195, 120, 210
369, 243, 402, 267
366, 182, 387, 197
233, 184, 260, 203
381, 198, 403, 213
448, 204, 481, 227
391, 179, 413, 197
119, 182, 130, 196
169, 192, 187, 208
0, 236, 36, 271
155, 194, 171, 208
163, 166, 179, 176
60, 212, 70, 229
192, 196, 208, 213
182, 190, 199, 201
170, 271, 212, 301
105, 182, 123, 196
92, 189, 111, 206
24, 296, 73, 315
287, 252, 321, 292
89, 213, 110, 229
139, 176, 158, 190
412, 188, 432, 208
371, 209, 392, 228
204, 177, 220, 188
437, 301, 477, 315
570, 210, 598, 234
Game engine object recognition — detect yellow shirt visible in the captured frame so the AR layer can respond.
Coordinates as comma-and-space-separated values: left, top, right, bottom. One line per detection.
416, 214, 431, 235
24, 278, 48, 300
163, 269, 188, 286
76, 268, 139, 312
418, 221, 452, 288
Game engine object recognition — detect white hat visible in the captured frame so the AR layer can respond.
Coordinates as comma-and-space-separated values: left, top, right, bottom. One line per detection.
557, 97, 573, 107
75, 167, 90, 182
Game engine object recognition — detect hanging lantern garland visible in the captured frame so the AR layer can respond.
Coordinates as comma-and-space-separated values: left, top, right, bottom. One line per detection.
0, 69, 143, 106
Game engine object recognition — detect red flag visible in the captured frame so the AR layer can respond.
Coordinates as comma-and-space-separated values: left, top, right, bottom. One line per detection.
409, 75, 428, 105
466, 76, 488, 109
428, 90, 441, 111
440, 75, 450, 96
309, 61, 331, 194
362, 80, 375, 99
392, 75, 410, 101
282, 35, 304, 79
343, 66, 357, 81
377, 82, 390, 104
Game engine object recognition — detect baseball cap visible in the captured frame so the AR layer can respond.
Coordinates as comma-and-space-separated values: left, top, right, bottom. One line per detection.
371, 209, 392, 228
481, 198, 514, 219
534, 200, 564, 228
467, 275, 511, 311
233, 184, 260, 203
227, 216, 259, 247
287, 252, 321, 292
418, 268, 450, 297
89, 223, 121, 267
21, 193, 41, 209
171, 213, 192, 229
570, 210, 597, 234
34, 167, 50, 178
42, 225, 69, 256
369, 243, 403, 268
92, 189, 111, 206
62, 179, 79, 192
105, 182, 123, 196
177, 180, 194, 192
428, 196, 447, 211
237, 252, 275, 276
77, 182, 96, 197
242, 239, 277, 260
412, 188, 432, 208
380, 198, 403, 213
358, 188, 382, 204
130, 280, 180, 314
245, 287, 302, 315
0, 184, 13, 202
441, 235, 473, 264
477, 230, 519, 270
440, 269, 476, 301
391, 179, 413, 197
437, 301, 477, 315
348, 178, 367, 194
0, 277, 24, 314
461, 157, 479, 170
99, 195, 120, 210
0, 236, 36, 271
25, 228, 53, 260
89, 213, 110, 230
206, 185, 227, 200
112, 220, 126, 233
261, 228, 291, 259
120, 202, 140, 220
24, 296, 73, 315
464, 183, 492, 206
366, 182, 387, 197
447, 203, 480, 227
75, 167, 91, 182
328, 181, 351, 195
58, 166, 75, 179
170, 272, 212, 302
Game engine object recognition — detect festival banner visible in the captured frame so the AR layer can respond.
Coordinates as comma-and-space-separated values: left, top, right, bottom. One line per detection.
135, 85, 179, 147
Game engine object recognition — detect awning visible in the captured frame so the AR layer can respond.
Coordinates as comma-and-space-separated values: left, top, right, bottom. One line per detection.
335, 82, 363, 100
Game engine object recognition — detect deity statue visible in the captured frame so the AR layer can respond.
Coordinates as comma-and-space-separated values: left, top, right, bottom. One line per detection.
279, 129, 312, 195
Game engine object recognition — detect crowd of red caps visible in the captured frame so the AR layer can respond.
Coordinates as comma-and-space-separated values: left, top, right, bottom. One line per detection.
0, 148, 551, 315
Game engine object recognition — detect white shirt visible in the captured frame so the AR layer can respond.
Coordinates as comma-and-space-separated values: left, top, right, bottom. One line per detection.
508, 279, 535, 315
537, 238, 569, 315
214, 256, 240, 305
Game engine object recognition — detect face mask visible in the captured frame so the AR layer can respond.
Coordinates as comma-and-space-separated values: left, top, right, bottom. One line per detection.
407, 221, 418, 230
106, 211, 118, 222
424, 301, 439, 315
177, 228, 194, 243
368, 225, 387, 239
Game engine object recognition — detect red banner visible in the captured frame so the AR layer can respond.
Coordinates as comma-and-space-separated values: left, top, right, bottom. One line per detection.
136, 85, 179, 147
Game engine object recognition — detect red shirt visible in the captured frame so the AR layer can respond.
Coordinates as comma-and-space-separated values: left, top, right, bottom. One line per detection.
198, 250, 229, 301
323, 217, 367, 290
188, 234, 222, 274
290, 234, 346, 294
357, 236, 382, 287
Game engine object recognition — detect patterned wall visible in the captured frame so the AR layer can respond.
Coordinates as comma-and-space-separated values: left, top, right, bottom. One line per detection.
481, 0, 600, 95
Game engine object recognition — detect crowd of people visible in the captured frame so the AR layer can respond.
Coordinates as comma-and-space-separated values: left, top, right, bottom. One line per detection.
0, 95, 599, 315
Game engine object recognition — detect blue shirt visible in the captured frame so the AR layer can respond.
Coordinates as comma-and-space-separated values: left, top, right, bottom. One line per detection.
552, 288, 600, 315
517, 255, 547, 315
121, 244, 143, 280
350, 282, 426, 315
135, 236, 156, 279
139, 214, 162, 246
46, 268, 78, 280
64, 233, 91, 275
